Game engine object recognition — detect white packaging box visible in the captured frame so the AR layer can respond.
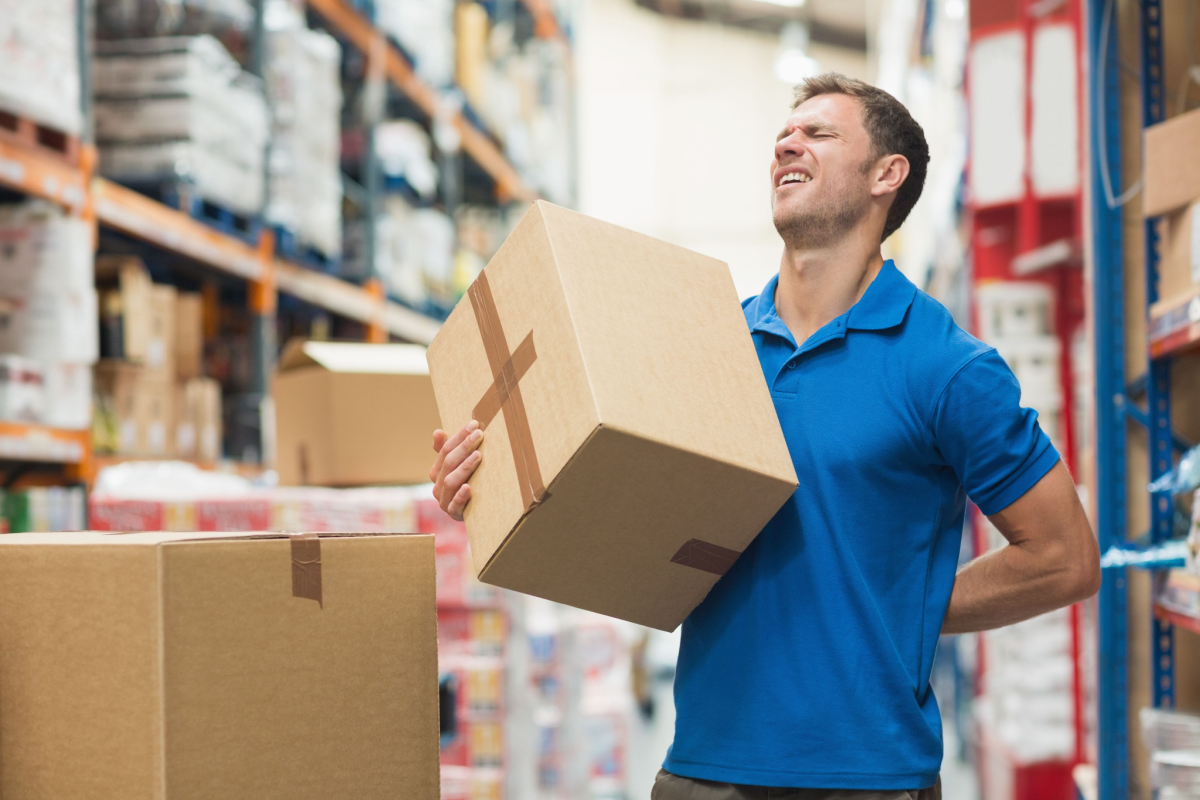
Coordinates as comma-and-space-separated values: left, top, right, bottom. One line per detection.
100, 140, 265, 216
0, 207, 97, 364
0, 355, 44, 423
0, 0, 82, 134
41, 361, 92, 430
93, 36, 243, 97
264, 2, 344, 257
976, 281, 1054, 341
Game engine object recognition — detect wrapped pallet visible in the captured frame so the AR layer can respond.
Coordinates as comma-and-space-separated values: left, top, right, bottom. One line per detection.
0, 0, 82, 135
94, 36, 268, 216
264, 0, 344, 259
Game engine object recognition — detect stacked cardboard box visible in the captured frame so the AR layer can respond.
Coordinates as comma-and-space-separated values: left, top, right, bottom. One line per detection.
0, 203, 98, 429
94, 257, 222, 460
93, 36, 268, 217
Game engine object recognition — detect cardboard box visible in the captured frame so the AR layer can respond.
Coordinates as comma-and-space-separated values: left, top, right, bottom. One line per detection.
95, 361, 176, 456
0, 530, 440, 799
96, 256, 154, 363
426, 201, 797, 631
176, 292, 204, 379
176, 377, 222, 460
148, 284, 178, 376
273, 340, 442, 486
1158, 200, 1200, 304
1145, 107, 1200, 217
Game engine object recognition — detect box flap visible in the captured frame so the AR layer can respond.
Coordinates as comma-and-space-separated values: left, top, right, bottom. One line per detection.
278, 339, 430, 375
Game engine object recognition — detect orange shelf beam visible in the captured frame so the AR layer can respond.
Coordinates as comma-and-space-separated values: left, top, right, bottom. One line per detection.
0, 422, 89, 465
520, 0, 566, 40
1155, 602, 1200, 637
93, 178, 266, 281
0, 138, 88, 211
304, 0, 537, 204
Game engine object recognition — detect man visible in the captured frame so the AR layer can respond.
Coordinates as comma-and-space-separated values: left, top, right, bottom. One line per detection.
429, 74, 1100, 799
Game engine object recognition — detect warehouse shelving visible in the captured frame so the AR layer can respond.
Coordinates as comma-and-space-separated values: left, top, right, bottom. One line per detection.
0, 137, 441, 345
1090, 0, 1189, 796
304, 0, 538, 204
0, 423, 90, 466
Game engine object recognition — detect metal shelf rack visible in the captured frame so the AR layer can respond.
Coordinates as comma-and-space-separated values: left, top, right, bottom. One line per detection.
1090, 0, 1189, 796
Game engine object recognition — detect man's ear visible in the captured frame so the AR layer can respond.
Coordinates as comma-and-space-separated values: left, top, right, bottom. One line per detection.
870, 154, 910, 199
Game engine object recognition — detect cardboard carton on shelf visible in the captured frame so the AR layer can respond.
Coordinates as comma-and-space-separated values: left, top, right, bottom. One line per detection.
426, 201, 798, 632
0, 530, 440, 799
96, 255, 153, 363
94, 360, 175, 456
175, 292, 204, 380
175, 377, 222, 461
273, 340, 442, 487
1145, 107, 1200, 306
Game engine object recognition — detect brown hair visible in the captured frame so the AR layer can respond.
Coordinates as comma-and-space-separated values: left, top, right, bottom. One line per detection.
792, 73, 930, 243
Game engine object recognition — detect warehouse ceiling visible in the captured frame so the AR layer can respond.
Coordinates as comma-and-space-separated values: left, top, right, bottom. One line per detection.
633, 0, 870, 51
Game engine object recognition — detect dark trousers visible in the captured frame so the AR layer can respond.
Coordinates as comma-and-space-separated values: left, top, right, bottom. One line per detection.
652, 769, 943, 800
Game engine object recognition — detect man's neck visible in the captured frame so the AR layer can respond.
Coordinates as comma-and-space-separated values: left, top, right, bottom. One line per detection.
773, 235, 885, 345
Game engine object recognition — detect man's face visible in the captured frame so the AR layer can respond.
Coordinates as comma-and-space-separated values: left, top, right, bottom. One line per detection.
770, 93, 875, 249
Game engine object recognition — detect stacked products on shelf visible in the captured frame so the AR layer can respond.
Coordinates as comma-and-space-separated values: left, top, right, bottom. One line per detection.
95, 0, 255, 57
0, 203, 97, 429
973, 280, 1078, 770
93, 257, 222, 460
455, 9, 573, 203
0, 486, 86, 533
264, 0, 344, 261
978, 516, 1077, 764
0, 0, 82, 137
374, 0, 456, 88
1142, 708, 1200, 799
93, 35, 269, 218
975, 281, 1065, 455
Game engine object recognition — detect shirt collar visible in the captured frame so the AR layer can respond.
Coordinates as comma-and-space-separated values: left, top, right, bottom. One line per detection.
748, 260, 916, 341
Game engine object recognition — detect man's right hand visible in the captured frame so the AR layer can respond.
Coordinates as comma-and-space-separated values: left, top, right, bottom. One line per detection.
430, 421, 484, 521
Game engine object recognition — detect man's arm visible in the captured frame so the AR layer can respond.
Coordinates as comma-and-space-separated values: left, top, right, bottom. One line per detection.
942, 460, 1100, 634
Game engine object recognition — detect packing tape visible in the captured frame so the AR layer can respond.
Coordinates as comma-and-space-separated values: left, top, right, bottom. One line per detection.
291, 533, 323, 607
670, 538, 741, 576
469, 271, 547, 512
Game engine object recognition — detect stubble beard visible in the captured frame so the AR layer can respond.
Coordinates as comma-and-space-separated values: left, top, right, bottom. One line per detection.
772, 174, 871, 251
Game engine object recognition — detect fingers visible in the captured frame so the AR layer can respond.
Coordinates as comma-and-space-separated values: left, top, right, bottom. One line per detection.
438, 432, 483, 507
429, 430, 449, 482
431, 420, 478, 486
445, 483, 472, 521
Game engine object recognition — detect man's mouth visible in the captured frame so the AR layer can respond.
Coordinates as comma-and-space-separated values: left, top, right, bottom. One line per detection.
776, 170, 812, 188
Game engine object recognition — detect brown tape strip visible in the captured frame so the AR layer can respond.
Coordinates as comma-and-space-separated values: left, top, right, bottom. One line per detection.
291, 533, 323, 607
469, 271, 546, 512
670, 538, 741, 576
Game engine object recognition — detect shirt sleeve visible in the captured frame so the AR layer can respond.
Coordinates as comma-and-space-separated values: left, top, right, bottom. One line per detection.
931, 349, 1061, 516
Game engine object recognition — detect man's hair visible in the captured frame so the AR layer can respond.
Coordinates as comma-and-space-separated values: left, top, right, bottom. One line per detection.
792, 73, 930, 243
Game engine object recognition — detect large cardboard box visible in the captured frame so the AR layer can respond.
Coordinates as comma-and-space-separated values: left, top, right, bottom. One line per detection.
0, 530, 439, 800
426, 201, 797, 631
274, 340, 442, 486
95, 360, 176, 456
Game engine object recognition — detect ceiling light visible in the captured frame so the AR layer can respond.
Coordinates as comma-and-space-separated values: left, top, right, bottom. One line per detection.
945, 0, 965, 19
760, 0, 807, 6
775, 21, 819, 84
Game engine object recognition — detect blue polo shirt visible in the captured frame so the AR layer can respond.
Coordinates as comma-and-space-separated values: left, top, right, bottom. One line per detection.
663, 261, 1059, 790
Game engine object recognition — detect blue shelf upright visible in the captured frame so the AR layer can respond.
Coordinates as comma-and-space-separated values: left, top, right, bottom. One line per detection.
1092, 0, 1177, 795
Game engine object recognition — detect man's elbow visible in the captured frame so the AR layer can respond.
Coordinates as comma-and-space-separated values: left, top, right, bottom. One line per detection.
1060, 528, 1101, 604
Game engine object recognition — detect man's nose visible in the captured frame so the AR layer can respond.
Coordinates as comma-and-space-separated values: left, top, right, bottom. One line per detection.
774, 133, 804, 163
